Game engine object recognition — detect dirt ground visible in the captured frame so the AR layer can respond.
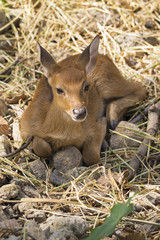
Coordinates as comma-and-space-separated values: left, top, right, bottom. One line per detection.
0, 0, 160, 239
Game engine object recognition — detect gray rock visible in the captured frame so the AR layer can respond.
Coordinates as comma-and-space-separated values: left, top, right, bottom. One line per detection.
50, 166, 87, 186
53, 146, 83, 173
40, 215, 89, 237
0, 183, 21, 200
25, 220, 46, 240
50, 169, 69, 186
29, 159, 47, 180
26, 211, 46, 223
22, 185, 39, 197
0, 204, 7, 221
49, 228, 78, 240
18, 202, 37, 213
110, 121, 144, 149
10, 178, 26, 188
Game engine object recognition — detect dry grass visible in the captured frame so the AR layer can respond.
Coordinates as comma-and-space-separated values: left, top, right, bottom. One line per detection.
0, 0, 160, 239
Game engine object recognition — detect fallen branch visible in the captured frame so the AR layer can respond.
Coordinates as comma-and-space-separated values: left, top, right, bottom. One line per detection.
130, 103, 151, 124
128, 101, 160, 180
1, 136, 34, 158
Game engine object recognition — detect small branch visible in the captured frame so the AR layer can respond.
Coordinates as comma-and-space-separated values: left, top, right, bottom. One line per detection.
130, 103, 151, 124
123, 217, 160, 227
128, 101, 160, 180
1, 136, 34, 158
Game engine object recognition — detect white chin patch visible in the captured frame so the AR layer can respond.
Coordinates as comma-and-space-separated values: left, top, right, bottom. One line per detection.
72, 116, 86, 122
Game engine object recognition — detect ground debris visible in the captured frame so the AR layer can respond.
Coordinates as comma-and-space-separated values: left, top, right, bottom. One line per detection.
0, 183, 21, 200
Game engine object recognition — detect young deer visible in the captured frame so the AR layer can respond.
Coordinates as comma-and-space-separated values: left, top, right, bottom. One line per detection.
20, 36, 146, 166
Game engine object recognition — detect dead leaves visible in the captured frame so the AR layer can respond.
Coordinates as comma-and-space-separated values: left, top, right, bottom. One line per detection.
97, 169, 129, 193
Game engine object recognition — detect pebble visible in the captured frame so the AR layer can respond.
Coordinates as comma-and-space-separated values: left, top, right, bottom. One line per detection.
0, 183, 21, 200
110, 121, 144, 149
29, 159, 47, 180
40, 214, 89, 236
53, 146, 83, 173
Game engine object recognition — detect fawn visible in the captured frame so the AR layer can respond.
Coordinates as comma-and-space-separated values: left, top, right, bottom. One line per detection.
20, 35, 146, 166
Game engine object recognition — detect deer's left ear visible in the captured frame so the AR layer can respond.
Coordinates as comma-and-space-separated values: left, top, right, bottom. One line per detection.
77, 35, 99, 75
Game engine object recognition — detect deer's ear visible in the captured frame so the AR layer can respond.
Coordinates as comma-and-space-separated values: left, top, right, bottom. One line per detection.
77, 35, 99, 75
37, 42, 60, 78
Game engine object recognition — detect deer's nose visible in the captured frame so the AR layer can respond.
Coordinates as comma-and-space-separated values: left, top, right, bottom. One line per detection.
73, 107, 87, 119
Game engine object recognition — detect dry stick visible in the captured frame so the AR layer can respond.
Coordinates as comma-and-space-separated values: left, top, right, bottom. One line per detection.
130, 103, 150, 124
128, 101, 160, 180
1, 136, 34, 158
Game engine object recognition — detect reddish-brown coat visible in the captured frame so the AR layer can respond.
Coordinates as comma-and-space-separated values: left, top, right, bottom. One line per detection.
21, 36, 146, 165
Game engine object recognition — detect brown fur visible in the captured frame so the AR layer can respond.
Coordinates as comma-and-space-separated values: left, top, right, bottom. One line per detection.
20, 36, 146, 165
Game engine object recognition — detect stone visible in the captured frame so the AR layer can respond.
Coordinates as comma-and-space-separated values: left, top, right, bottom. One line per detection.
0, 205, 7, 221
26, 211, 46, 223
40, 215, 89, 237
110, 121, 144, 149
49, 228, 78, 240
29, 159, 47, 180
0, 183, 21, 200
18, 202, 37, 213
50, 166, 87, 186
53, 146, 83, 173
50, 169, 69, 186
25, 220, 46, 240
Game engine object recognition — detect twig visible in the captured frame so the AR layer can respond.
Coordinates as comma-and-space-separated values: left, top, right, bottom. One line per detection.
130, 103, 152, 124
128, 101, 160, 180
1, 136, 34, 158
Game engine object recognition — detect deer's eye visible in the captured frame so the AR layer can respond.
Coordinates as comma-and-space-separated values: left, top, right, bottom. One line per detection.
56, 88, 65, 95
84, 83, 90, 91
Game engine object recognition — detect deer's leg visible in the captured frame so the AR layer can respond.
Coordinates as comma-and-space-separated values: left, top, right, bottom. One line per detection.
83, 117, 107, 166
106, 88, 146, 129
32, 136, 52, 157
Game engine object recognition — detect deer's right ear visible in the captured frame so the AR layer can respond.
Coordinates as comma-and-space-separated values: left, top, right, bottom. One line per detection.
37, 42, 60, 78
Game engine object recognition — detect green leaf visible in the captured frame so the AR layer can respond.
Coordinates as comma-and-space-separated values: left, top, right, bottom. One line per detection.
84, 197, 133, 240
